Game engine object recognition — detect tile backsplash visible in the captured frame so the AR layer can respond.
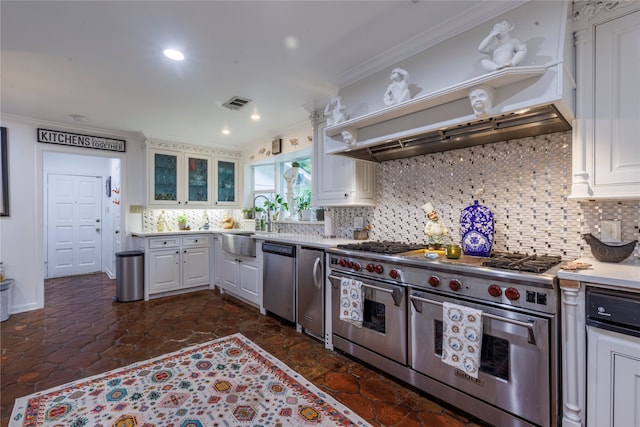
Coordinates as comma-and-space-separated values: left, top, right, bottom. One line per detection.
143, 130, 639, 262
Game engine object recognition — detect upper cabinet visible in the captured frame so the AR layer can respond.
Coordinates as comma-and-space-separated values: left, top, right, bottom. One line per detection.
146, 140, 241, 208
214, 157, 239, 206
570, 5, 640, 199
311, 115, 376, 207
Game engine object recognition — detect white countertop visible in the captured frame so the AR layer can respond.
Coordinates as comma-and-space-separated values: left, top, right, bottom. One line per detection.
250, 232, 361, 248
558, 257, 640, 292
131, 230, 362, 249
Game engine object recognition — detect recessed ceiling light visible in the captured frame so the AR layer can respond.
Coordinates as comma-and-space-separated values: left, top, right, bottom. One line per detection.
163, 49, 184, 61
222, 128, 230, 135
251, 112, 260, 120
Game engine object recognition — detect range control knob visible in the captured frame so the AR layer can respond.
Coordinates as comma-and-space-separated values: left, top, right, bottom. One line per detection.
389, 269, 400, 280
366, 264, 375, 272
488, 284, 502, 297
345, 260, 353, 268
449, 279, 462, 292
339, 259, 347, 267
353, 263, 362, 271
428, 275, 440, 287
374, 265, 384, 274
505, 287, 520, 301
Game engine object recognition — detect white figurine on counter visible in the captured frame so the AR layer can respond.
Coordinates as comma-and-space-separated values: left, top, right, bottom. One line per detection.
383, 68, 411, 106
156, 209, 168, 232
478, 20, 527, 72
423, 202, 449, 249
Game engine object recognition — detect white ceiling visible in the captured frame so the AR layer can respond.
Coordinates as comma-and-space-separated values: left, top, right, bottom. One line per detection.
0, 1, 525, 150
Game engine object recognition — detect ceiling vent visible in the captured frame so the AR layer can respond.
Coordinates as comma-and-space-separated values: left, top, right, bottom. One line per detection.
221, 96, 252, 110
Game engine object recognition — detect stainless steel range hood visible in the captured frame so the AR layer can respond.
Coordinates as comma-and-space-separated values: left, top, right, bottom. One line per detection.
334, 104, 570, 162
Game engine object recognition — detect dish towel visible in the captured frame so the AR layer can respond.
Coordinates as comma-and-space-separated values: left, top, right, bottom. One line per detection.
441, 302, 483, 378
340, 277, 363, 328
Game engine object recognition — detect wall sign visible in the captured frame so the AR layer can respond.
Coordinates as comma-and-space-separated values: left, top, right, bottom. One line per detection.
37, 128, 126, 152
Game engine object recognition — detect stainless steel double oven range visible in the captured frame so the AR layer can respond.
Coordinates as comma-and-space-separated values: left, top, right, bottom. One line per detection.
326, 242, 562, 427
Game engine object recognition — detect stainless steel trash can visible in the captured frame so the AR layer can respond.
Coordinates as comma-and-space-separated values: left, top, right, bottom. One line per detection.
116, 251, 144, 302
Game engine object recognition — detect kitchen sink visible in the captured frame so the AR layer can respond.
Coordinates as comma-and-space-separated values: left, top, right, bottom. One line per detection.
220, 233, 256, 257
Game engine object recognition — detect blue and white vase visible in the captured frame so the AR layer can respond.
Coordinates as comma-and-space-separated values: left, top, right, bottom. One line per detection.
460, 200, 494, 257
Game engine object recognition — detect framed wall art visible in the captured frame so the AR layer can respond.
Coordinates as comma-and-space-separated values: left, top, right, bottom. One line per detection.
1, 127, 9, 216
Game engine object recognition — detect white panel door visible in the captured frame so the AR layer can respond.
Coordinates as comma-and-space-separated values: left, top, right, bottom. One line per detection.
47, 174, 102, 278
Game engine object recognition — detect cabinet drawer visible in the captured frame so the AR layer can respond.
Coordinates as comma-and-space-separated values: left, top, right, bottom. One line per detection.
148, 238, 180, 249
182, 235, 209, 247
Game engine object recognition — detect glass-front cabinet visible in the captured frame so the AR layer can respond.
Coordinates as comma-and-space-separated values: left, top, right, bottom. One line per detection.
185, 153, 212, 207
214, 157, 238, 206
147, 142, 240, 208
150, 148, 182, 206
148, 148, 212, 207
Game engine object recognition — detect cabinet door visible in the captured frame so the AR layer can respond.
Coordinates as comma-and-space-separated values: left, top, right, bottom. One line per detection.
149, 149, 182, 206
587, 326, 640, 426
313, 121, 376, 207
593, 10, 640, 190
147, 249, 180, 293
214, 158, 239, 206
182, 246, 210, 288
184, 153, 212, 207
239, 260, 259, 303
220, 254, 240, 293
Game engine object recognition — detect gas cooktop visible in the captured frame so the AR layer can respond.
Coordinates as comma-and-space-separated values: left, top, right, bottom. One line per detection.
333, 242, 562, 274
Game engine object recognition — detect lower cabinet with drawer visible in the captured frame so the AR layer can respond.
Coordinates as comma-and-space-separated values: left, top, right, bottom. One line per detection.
134, 234, 211, 299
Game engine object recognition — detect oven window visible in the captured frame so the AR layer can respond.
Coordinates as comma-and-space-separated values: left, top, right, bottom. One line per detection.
435, 320, 509, 380
362, 299, 386, 333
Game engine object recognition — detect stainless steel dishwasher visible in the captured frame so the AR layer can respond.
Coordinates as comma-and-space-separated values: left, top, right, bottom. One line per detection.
262, 242, 296, 322
296, 246, 325, 340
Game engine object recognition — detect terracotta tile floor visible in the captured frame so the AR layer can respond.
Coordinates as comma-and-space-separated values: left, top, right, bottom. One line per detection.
1, 273, 487, 427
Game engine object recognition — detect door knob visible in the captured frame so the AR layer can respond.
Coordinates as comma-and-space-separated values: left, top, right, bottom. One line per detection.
96, 219, 101, 223
95, 228, 101, 233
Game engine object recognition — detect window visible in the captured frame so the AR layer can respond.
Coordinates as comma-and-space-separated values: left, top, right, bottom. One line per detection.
250, 155, 311, 217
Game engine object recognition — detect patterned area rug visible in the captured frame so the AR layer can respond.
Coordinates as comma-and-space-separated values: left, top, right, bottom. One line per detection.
10, 333, 370, 426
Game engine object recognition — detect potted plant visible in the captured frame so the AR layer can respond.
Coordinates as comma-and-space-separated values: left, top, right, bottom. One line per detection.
241, 207, 254, 219
263, 194, 288, 221
177, 214, 188, 230
294, 188, 312, 221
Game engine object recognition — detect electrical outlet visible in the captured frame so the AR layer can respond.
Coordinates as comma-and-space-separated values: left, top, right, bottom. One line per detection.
600, 220, 621, 243
354, 216, 364, 229
129, 205, 143, 214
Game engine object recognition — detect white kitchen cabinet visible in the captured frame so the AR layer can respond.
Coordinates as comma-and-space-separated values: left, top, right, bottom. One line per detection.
146, 140, 241, 207
134, 234, 211, 299
213, 157, 239, 207
587, 326, 640, 426
312, 117, 376, 207
148, 148, 213, 207
147, 248, 181, 294
571, 6, 640, 200
215, 240, 263, 310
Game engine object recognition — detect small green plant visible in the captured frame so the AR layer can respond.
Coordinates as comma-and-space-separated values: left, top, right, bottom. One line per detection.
294, 188, 312, 214
241, 208, 254, 219
263, 194, 288, 217
177, 214, 188, 224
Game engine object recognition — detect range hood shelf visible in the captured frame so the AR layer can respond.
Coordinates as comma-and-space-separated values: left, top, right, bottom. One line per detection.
325, 65, 547, 138
325, 64, 573, 163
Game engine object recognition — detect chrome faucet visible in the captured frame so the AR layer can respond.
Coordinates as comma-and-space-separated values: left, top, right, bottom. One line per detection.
253, 195, 271, 231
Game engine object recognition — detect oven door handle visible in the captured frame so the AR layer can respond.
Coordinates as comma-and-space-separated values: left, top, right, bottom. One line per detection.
410, 295, 537, 345
329, 275, 404, 306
